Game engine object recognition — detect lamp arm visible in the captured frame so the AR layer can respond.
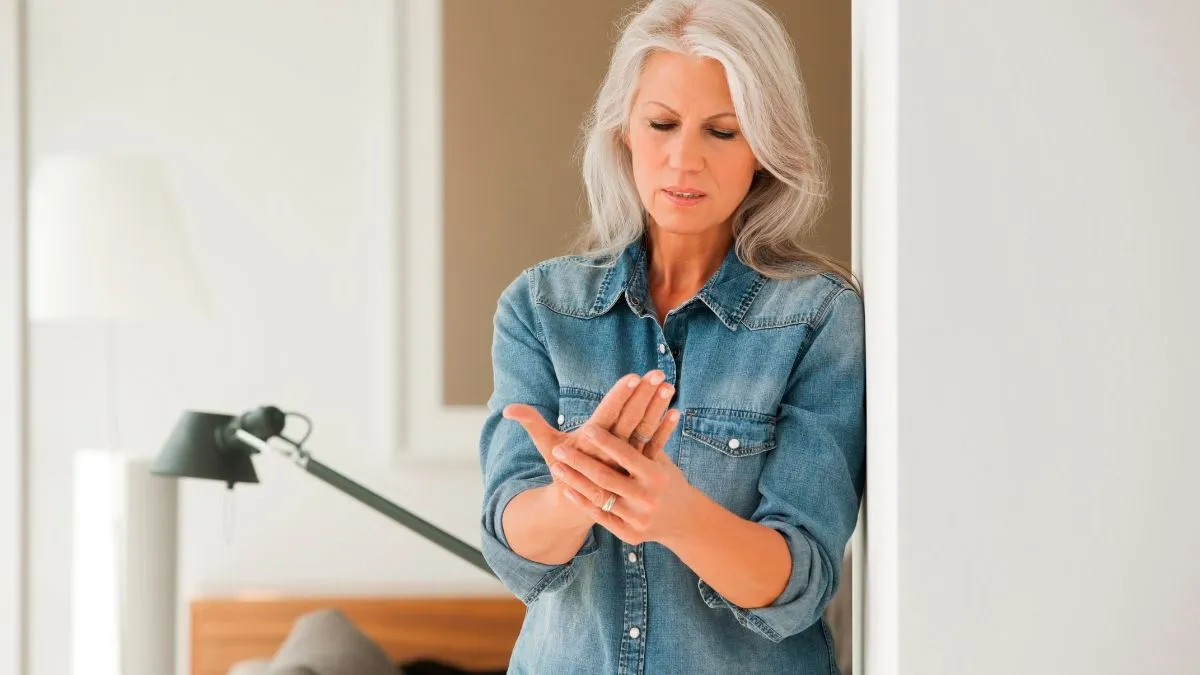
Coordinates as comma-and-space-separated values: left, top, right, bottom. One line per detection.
232, 429, 495, 578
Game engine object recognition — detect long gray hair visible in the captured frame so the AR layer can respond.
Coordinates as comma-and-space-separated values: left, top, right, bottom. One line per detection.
569, 0, 859, 293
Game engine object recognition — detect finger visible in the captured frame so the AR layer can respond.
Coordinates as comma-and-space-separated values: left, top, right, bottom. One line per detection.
503, 404, 564, 463
644, 409, 681, 462
587, 373, 644, 431
629, 381, 674, 453
612, 370, 666, 441
560, 485, 633, 532
551, 443, 642, 501
577, 423, 651, 477
562, 434, 629, 476
550, 460, 611, 507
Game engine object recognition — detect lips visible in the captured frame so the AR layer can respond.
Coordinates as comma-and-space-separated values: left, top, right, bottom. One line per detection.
663, 186, 706, 198
663, 187, 706, 207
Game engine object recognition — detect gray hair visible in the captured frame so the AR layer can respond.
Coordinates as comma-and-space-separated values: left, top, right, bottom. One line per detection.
569, 0, 859, 293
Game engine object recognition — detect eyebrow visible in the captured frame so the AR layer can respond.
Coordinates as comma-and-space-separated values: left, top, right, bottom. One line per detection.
644, 101, 737, 123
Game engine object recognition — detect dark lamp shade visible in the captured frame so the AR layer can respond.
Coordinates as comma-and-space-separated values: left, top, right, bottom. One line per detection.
151, 410, 259, 487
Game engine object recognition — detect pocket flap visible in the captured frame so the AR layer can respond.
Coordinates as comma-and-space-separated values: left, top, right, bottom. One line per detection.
682, 408, 777, 457
557, 390, 602, 432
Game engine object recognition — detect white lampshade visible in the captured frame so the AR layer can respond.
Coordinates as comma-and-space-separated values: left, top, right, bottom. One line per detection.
28, 155, 209, 322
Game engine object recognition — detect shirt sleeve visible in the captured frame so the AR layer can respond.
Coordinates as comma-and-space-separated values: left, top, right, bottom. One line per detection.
697, 286, 867, 642
478, 268, 599, 605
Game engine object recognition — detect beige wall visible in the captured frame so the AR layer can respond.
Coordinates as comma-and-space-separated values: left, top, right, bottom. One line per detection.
443, 0, 850, 405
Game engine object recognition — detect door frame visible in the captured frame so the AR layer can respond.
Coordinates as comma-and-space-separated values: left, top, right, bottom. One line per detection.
853, 0, 900, 673
1, 0, 28, 673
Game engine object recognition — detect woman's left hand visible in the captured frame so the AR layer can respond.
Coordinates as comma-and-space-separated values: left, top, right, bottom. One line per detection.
549, 409, 698, 546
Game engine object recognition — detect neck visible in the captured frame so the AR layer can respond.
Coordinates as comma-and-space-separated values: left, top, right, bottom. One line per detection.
643, 221, 731, 295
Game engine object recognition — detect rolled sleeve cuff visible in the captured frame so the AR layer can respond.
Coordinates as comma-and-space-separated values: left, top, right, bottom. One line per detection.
696, 519, 827, 643
481, 477, 599, 605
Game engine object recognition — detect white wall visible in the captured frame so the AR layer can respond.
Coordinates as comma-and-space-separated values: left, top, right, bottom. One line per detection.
26, 3, 500, 675
1, 2, 27, 673
892, 1, 1200, 673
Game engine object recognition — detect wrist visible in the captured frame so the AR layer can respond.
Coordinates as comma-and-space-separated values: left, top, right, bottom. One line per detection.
658, 484, 710, 550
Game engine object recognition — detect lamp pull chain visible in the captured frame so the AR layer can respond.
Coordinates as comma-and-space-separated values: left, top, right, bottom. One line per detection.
223, 489, 237, 544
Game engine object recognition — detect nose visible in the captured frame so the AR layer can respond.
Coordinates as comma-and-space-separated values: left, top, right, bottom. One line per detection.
666, 129, 705, 173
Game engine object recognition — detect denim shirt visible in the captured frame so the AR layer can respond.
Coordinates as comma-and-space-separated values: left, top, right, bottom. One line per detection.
478, 235, 866, 674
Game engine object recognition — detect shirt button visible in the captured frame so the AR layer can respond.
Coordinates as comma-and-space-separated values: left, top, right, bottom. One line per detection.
657, 343, 667, 354
557, 414, 566, 426
727, 438, 741, 450
627, 552, 638, 563
629, 627, 641, 639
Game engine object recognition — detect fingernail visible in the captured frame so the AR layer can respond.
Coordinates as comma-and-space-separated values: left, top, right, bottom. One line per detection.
659, 385, 673, 399
626, 376, 639, 389
649, 372, 665, 385
550, 463, 564, 478
552, 445, 568, 460
669, 410, 680, 422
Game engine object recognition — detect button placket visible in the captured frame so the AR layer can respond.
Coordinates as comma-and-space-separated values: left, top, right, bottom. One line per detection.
618, 541, 647, 674
650, 328, 676, 386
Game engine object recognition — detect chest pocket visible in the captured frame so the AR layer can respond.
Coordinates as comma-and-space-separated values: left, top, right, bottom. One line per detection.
680, 408, 777, 518
556, 389, 602, 433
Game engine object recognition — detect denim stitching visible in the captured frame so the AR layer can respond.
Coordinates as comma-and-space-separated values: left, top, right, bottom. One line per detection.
522, 561, 573, 605
819, 616, 839, 675
559, 387, 604, 401
524, 268, 549, 346
731, 273, 768, 325
698, 579, 783, 643
812, 287, 853, 328
743, 314, 820, 330
795, 287, 854, 355
684, 407, 777, 423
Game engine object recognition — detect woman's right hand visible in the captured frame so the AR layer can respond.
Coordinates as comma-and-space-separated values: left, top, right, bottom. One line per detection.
502, 370, 677, 476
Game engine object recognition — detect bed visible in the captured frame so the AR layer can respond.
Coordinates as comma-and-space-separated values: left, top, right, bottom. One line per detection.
189, 594, 526, 675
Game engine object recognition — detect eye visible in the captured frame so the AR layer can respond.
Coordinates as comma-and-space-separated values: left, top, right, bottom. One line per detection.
647, 120, 738, 140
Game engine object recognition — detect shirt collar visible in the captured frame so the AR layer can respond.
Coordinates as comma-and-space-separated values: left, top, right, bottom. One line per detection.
592, 233, 766, 331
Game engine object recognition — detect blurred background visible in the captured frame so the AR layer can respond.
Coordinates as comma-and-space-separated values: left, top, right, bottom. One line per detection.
4, 1, 1200, 675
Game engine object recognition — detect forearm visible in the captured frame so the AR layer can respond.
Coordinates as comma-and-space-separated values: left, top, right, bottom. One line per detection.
501, 483, 595, 565
661, 489, 792, 609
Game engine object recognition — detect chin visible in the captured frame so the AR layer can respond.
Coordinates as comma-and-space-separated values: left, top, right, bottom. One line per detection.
648, 211, 721, 236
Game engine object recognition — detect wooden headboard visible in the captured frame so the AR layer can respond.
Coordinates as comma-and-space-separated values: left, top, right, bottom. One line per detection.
190, 595, 526, 675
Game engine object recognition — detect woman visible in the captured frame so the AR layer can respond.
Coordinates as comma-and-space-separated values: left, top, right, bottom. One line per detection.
477, 0, 865, 672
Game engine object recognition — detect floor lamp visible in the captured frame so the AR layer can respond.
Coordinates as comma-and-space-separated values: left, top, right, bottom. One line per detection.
27, 154, 209, 675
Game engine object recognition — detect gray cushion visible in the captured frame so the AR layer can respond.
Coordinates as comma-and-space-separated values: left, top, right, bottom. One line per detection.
227, 660, 271, 675
268, 608, 397, 675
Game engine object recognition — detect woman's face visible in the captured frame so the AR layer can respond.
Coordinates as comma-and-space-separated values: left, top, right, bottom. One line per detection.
626, 51, 760, 237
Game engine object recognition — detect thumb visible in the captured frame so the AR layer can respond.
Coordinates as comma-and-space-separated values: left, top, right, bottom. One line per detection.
503, 404, 561, 460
